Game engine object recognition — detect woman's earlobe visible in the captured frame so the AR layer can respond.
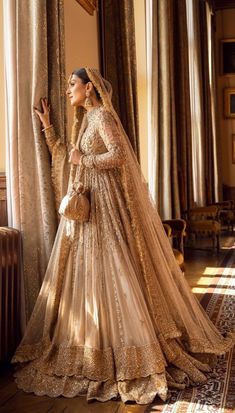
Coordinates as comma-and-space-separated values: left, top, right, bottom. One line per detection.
87, 82, 93, 92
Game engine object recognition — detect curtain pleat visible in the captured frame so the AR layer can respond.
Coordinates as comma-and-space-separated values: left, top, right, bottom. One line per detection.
186, 0, 219, 206
4, 0, 66, 323
198, 1, 220, 204
99, 0, 140, 161
172, 0, 194, 214
211, 13, 222, 201
148, 0, 192, 219
186, 0, 206, 206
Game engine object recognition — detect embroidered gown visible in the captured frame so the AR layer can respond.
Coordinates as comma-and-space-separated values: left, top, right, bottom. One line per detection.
13, 106, 234, 404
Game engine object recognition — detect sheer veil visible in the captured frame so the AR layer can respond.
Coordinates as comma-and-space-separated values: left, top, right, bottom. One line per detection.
77, 67, 234, 356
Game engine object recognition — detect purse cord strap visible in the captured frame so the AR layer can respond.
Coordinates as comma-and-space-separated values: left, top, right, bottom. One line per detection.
72, 163, 85, 193
70, 115, 88, 193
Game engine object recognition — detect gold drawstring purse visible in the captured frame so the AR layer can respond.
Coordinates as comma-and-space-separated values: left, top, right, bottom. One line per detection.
59, 163, 90, 222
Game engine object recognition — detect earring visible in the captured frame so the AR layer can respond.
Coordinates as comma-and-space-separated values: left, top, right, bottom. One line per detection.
84, 92, 93, 108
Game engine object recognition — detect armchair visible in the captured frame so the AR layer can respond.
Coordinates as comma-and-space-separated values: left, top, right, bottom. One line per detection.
212, 200, 234, 232
186, 206, 221, 252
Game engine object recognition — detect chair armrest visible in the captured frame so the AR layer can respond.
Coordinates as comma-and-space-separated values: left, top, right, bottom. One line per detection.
162, 219, 186, 253
163, 219, 186, 235
162, 223, 172, 237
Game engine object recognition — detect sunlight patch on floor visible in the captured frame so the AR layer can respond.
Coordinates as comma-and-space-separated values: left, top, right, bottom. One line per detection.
196, 275, 235, 286
203, 266, 235, 275
192, 286, 235, 295
191, 264, 235, 295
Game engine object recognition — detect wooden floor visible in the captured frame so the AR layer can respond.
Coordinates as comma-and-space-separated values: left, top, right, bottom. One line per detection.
0, 232, 234, 413
184, 232, 235, 300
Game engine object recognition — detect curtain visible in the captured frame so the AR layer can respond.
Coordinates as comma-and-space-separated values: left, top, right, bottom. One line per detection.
186, 0, 219, 206
4, 0, 66, 323
199, 1, 220, 203
172, 1, 194, 214
147, 0, 193, 219
186, 0, 205, 206
210, 7, 221, 201
99, 0, 140, 161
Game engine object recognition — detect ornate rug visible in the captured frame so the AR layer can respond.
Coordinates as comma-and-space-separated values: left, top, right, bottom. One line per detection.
154, 245, 235, 413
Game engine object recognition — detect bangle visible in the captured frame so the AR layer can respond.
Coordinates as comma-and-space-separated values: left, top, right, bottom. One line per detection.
42, 124, 53, 132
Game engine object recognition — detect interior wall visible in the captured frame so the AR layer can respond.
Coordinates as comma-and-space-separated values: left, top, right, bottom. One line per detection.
216, 9, 235, 189
64, 0, 99, 137
134, 0, 148, 181
0, 0, 5, 173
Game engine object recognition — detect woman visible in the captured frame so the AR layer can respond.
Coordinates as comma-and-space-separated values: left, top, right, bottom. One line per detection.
12, 68, 234, 404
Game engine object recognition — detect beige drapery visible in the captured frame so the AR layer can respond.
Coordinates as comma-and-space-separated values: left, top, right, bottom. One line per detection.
199, 1, 220, 203
186, 0, 206, 206
148, 0, 219, 217
99, 0, 140, 161
147, 0, 193, 219
186, 0, 219, 206
4, 0, 66, 323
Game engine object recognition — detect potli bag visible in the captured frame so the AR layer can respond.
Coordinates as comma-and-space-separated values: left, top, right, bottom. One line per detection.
59, 164, 90, 222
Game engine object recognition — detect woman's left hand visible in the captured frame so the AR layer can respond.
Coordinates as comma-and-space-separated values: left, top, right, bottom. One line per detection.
69, 148, 83, 165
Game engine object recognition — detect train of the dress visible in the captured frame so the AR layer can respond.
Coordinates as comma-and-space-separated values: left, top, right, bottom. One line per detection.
13, 331, 234, 404
15, 366, 168, 404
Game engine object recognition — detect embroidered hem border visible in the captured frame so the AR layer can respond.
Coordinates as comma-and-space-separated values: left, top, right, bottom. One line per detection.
14, 367, 169, 404
12, 332, 235, 385
12, 339, 166, 381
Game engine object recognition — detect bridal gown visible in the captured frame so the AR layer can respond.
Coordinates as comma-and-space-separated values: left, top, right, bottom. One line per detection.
13, 106, 234, 404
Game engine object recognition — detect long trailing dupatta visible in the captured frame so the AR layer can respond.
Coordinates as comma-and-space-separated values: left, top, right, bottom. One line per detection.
61, 67, 234, 357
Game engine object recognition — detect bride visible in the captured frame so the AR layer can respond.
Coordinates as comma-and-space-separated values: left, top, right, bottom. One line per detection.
12, 67, 234, 404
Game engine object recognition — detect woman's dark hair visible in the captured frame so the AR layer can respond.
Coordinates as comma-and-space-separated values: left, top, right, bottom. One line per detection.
72, 68, 100, 100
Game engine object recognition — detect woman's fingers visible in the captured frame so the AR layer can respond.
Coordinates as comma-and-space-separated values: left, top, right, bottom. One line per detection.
33, 107, 42, 117
41, 98, 49, 113
33, 100, 51, 129
33, 98, 50, 118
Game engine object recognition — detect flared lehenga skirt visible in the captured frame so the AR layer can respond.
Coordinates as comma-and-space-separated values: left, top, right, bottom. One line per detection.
12, 168, 234, 404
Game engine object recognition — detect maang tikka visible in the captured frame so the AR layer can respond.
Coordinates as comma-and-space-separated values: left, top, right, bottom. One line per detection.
84, 91, 93, 108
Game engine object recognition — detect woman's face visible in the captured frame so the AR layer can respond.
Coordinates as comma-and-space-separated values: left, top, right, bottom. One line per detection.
66, 75, 87, 107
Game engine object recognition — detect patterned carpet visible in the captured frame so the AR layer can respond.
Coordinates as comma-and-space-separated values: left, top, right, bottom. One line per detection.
157, 245, 235, 413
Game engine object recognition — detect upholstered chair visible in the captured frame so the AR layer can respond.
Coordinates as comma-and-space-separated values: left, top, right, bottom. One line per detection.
212, 200, 234, 232
186, 206, 221, 252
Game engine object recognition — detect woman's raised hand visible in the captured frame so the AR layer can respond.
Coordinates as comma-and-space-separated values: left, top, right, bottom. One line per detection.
34, 98, 51, 129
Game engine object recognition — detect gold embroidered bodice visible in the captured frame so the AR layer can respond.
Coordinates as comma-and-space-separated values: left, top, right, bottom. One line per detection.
79, 106, 125, 170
